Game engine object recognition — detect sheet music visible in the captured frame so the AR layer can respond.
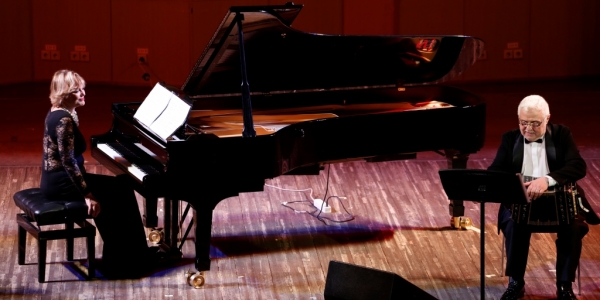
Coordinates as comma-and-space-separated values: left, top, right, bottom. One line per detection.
134, 83, 191, 141
150, 95, 191, 140
134, 83, 172, 126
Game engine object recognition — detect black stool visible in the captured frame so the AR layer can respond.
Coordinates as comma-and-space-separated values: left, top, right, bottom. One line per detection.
13, 188, 96, 283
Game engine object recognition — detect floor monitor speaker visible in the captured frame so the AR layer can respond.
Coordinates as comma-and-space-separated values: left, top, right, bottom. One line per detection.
324, 260, 438, 300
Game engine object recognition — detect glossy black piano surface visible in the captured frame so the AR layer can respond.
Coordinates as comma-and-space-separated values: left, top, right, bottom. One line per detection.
91, 3, 485, 273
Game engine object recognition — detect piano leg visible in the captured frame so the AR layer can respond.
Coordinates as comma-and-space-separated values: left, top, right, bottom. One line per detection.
193, 207, 213, 272
164, 198, 181, 251
143, 197, 186, 257
444, 149, 468, 168
142, 195, 171, 246
194, 209, 213, 271
445, 149, 471, 229
180, 207, 212, 288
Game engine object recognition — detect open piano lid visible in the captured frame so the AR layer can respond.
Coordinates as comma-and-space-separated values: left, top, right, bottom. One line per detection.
181, 3, 484, 98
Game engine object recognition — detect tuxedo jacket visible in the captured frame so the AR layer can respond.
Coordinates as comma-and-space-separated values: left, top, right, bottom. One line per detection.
487, 123, 600, 228
487, 123, 586, 187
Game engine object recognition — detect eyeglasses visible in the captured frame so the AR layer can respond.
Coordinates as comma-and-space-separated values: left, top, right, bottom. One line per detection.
519, 120, 542, 128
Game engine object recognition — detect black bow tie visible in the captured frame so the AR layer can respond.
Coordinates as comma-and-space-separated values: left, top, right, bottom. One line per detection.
525, 138, 543, 144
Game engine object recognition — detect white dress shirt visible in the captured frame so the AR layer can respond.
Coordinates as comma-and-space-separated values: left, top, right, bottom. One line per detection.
522, 138, 556, 186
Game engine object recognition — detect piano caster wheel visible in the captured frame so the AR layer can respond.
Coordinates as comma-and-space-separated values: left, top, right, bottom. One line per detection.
450, 217, 472, 230
184, 270, 205, 288
148, 228, 164, 244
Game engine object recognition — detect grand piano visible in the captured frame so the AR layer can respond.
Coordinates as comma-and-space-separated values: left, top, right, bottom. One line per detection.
91, 3, 485, 286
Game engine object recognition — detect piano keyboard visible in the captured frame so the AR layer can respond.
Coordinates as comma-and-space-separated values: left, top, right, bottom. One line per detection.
96, 143, 162, 182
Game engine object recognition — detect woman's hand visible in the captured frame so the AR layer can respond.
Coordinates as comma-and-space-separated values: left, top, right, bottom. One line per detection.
85, 195, 101, 218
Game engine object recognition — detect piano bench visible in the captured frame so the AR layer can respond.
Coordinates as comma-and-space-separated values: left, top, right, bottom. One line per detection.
13, 188, 96, 283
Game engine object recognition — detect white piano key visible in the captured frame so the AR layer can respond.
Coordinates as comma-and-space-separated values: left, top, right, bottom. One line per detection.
96, 143, 120, 159
127, 165, 147, 182
96, 143, 147, 182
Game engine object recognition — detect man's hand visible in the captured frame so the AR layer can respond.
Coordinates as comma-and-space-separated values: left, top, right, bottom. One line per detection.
85, 196, 101, 218
523, 177, 549, 201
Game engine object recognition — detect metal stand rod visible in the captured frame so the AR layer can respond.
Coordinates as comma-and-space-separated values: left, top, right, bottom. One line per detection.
480, 201, 485, 300
235, 13, 256, 138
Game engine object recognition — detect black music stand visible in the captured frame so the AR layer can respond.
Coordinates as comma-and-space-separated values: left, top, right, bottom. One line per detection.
438, 169, 528, 300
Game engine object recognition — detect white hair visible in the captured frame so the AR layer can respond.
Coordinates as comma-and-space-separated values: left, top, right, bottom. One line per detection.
517, 95, 550, 117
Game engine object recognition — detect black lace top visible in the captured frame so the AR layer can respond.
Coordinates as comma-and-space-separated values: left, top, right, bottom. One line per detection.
40, 109, 88, 200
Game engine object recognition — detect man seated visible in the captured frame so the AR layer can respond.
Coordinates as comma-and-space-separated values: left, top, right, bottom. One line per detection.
488, 95, 599, 300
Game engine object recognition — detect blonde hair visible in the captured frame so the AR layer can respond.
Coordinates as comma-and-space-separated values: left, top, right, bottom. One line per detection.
49, 70, 85, 107
517, 94, 550, 118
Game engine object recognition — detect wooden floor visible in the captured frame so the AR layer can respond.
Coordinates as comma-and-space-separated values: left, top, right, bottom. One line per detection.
1, 159, 600, 299
1, 78, 600, 299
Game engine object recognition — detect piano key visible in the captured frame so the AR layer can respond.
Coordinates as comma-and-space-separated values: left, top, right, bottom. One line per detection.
96, 143, 161, 182
133, 143, 160, 160
91, 3, 487, 280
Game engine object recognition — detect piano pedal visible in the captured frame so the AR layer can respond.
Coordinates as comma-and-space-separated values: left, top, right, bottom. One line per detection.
184, 270, 205, 288
148, 228, 164, 244
450, 216, 472, 230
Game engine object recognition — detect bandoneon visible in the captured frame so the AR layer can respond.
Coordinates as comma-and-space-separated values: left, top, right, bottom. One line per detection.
511, 176, 580, 230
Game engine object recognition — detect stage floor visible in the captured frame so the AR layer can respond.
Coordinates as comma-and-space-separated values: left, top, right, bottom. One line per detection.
1, 78, 600, 299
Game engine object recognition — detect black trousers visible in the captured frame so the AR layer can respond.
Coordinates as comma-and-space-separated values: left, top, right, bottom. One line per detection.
498, 205, 588, 283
